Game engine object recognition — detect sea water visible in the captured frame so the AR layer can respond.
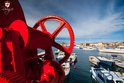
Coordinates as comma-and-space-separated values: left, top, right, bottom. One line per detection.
64, 48, 124, 83
38, 48, 124, 83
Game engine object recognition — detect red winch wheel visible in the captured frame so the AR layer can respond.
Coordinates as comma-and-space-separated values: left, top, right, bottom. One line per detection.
33, 16, 75, 64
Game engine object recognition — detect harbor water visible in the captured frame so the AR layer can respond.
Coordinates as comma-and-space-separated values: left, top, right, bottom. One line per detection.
64, 48, 124, 83
38, 47, 124, 83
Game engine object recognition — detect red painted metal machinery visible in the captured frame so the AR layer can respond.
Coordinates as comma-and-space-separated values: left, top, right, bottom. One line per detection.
0, 0, 74, 83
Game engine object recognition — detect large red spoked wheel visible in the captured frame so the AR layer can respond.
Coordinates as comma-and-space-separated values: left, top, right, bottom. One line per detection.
33, 16, 74, 64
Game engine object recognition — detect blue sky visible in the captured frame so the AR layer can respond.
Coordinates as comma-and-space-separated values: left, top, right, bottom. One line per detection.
19, 0, 124, 43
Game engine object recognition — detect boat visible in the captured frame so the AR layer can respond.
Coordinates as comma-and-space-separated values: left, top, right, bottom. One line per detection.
90, 67, 124, 83
38, 52, 45, 61
98, 46, 124, 54
56, 51, 65, 59
74, 45, 80, 49
56, 51, 77, 65
115, 60, 124, 69
82, 46, 97, 50
38, 51, 45, 56
111, 59, 124, 80
88, 56, 100, 66
89, 56, 114, 67
115, 65, 124, 80
61, 62, 70, 76
67, 53, 77, 65
97, 56, 114, 66
54, 49, 60, 55
96, 54, 124, 69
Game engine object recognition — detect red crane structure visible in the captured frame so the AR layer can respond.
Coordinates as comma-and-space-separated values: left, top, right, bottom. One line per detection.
0, 0, 75, 83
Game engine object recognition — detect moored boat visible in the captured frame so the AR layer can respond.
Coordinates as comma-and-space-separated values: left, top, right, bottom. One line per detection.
89, 56, 114, 67
90, 67, 124, 83
54, 49, 60, 55
62, 62, 70, 76
98, 46, 124, 54
56, 51, 77, 65
56, 51, 65, 59
83, 46, 97, 50
97, 56, 114, 66
67, 53, 77, 65
88, 56, 100, 66
74, 45, 80, 49
115, 60, 124, 69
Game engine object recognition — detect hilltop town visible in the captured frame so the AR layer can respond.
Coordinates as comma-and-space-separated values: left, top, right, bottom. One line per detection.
60, 41, 124, 48
75, 42, 124, 48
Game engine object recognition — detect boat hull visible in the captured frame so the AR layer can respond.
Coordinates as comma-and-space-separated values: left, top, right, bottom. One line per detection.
99, 49, 124, 54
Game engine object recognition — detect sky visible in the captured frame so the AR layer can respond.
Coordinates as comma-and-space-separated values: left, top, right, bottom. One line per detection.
19, 0, 124, 43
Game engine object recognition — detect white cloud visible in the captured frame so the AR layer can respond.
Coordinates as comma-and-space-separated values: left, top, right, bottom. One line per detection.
71, 0, 124, 39
20, 0, 124, 40
73, 12, 124, 38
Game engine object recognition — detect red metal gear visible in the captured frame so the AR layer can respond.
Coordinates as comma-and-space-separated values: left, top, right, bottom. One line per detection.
33, 16, 75, 64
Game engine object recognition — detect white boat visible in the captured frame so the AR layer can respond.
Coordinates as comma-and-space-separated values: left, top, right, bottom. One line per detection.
67, 53, 77, 65
115, 60, 124, 69
99, 46, 124, 54
74, 45, 80, 49
54, 49, 60, 55
56, 51, 65, 59
56, 52, 77, 65
61, 62, 70, 76
82, 46, 97, 50
38, 51, 45, 56
90, 67, 124, 83
88, 56, 100, 66
114, 64, 124, 80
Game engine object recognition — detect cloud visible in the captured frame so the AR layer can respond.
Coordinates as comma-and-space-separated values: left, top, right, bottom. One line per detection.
73, 12, 124, 38
71, 0, 124, 39
19, 0, 124, 41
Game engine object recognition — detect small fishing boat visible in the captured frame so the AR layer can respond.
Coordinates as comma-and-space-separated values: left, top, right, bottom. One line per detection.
98, 46, 124, 54
56, 51, 77, 65
115, 60, 124, 69
62, 62, 70, 76
54, 49, 60, 55
56, 51, 65, 59
88, 56, 100, 66
89, 56, 114, 67
74, 45, 80, 49
97, 56, 114, 66
82, 46, 97, 50
67, 53, 77, 65
90, 67, 124, 83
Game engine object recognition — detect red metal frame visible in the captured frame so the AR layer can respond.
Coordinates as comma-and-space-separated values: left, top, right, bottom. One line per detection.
0, 0, 75, 83
33, 16, 75, 64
